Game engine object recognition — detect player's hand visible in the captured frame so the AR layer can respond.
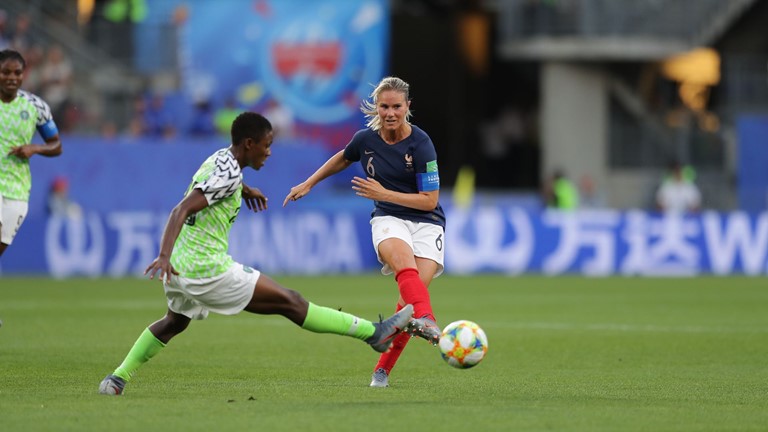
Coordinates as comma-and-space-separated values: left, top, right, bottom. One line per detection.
8, 145, 36, 159
283, 182, 312, 206
352, 176, 387, 201
144, 256, 179, 285
243, 185, 268, 212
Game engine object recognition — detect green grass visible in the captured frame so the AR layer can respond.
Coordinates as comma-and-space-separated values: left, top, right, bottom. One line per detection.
1, 275, 767, 432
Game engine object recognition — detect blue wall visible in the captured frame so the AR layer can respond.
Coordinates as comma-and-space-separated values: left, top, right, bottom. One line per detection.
737, 115, 768, 213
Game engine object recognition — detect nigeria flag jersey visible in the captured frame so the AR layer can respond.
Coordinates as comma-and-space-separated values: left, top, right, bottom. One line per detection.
171, 148, 243, 278
0, 90, 58, 201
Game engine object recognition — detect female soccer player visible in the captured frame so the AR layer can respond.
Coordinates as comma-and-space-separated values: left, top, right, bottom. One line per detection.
99, 112, 413, 395
284, 76, 445, 387
0, 49, 63, 258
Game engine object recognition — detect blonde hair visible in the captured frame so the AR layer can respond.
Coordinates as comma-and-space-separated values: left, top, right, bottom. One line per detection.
360, 76, 413, 131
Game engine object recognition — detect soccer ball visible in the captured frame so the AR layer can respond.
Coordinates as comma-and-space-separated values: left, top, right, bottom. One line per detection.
438, 320, 488, 369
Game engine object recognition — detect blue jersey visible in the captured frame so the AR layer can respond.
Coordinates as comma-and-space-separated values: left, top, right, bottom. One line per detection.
343, 125, 446, 228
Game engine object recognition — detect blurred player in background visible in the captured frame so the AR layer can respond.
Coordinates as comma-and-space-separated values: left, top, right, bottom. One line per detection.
284, 76, 445, 388
656, 160, 701, 214
0, 49, 62, 258
99, 112, 413, 396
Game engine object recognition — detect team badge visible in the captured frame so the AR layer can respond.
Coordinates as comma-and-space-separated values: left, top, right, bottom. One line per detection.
20, 110, 29, 120
404, 153, 414, 172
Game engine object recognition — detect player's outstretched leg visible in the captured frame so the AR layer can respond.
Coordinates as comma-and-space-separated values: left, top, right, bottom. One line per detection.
246, 274, 413, 353
405, 315, 441, 346
365, 304, 414, 353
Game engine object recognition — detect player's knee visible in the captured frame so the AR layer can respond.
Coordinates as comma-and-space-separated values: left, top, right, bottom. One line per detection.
283, 288, 307, 313
164, 312, 190, 333
389, 256, 419, 274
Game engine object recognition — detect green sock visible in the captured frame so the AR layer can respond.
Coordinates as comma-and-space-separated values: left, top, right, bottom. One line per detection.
301, 302, 376, 341
113, 328, 166, 381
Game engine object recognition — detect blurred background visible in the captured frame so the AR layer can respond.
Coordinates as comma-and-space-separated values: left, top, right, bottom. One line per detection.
2, 0, 768, 277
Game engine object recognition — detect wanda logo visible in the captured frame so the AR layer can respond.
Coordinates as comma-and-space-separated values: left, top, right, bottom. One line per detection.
272, 42, 342, 76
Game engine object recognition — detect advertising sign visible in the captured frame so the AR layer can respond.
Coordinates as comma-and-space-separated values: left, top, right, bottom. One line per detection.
175, 0, 388, 148
5, 208, 768, 277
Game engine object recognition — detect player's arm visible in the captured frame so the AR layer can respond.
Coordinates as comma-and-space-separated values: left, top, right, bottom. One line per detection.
145, 189, 209, 283
283, 150, 353, 206
351, 177, 439, 211
352, 141, 441, 211
8, 128, 62, 159
36, 135, 63, 156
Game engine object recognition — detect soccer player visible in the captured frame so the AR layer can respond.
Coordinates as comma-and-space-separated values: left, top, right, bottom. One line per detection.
656, 161, 701, 214
0, 49, 62, 258
99, 112, 413, 396
283, 76, 444, 388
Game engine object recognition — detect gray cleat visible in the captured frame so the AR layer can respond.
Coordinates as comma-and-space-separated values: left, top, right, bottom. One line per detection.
369, 368, 389, 387
406, 316, 441, 346
99, 374, 126, 395
366, 304, 413, 353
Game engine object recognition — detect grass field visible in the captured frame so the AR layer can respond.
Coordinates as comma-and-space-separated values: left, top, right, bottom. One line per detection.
1, 275, 767, 431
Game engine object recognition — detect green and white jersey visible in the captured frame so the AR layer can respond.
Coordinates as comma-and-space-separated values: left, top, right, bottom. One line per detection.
0, 90, 58, 201
171, 148, 243, 278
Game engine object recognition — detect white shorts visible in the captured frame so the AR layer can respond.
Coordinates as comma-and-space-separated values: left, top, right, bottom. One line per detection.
164, 263, 261, 320
371, 215, 445, 278
0, 195, 28, 245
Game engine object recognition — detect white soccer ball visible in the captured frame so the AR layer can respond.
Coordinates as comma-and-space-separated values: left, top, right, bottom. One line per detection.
438, 320, 488, 369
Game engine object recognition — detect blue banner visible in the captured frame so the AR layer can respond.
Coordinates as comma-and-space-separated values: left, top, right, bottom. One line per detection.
4, 207, 768, 277
154, 0, 389, 149
446, 208, 768, 276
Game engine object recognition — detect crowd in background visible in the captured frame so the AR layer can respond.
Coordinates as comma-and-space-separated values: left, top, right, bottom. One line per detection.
1, 5, 705, 213
0, 10, 76, 132
1, 4, 286, 141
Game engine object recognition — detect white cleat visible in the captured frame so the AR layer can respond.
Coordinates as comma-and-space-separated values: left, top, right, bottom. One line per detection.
369, 368, 389, 388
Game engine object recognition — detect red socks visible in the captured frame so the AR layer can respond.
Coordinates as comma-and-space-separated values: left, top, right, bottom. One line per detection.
374, 315, 411, 373
395, 268, 434, 321
374, 269, 436, 374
